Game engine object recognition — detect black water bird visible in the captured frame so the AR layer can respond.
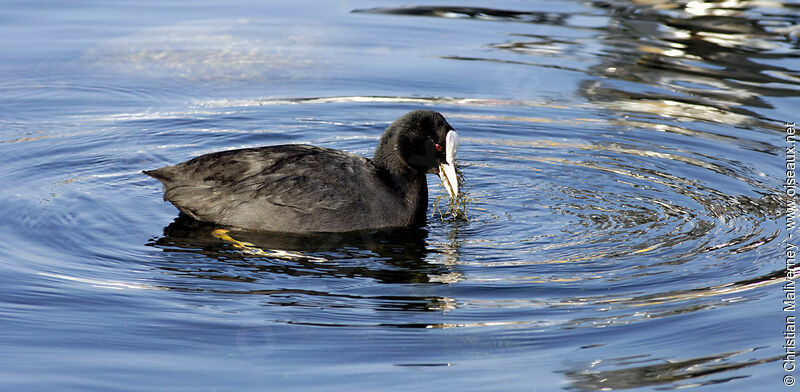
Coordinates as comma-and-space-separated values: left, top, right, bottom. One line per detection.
144, 110, 461, 233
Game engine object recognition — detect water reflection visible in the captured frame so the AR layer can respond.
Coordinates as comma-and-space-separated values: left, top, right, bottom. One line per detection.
352, 6, 573, 25
357, 2, 799, 126
344, 5, 793, 388
563, 348, 778, 390
580, 0, 800, 127
2, 0, 795, 389
146, 215, 461, 314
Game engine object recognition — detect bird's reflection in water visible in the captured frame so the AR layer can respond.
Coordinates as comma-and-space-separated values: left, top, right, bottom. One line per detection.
562, 348, 777, 391
146, 214, 462, 313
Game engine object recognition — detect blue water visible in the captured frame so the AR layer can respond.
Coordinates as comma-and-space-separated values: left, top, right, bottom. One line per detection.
1, 1, 798, 390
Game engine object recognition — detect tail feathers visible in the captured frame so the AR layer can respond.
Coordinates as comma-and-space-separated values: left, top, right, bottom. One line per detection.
143, 168, 174, 202
143, 166, 181, 185
143, 168, 166, 181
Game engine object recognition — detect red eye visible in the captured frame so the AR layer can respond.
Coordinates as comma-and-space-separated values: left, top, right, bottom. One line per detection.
434, 144, 443, 151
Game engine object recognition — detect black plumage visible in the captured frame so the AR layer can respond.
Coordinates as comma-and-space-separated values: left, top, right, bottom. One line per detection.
144, 110, 461, 233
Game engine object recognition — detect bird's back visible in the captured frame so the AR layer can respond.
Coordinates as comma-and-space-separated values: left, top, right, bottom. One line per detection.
145, 145, 410, 232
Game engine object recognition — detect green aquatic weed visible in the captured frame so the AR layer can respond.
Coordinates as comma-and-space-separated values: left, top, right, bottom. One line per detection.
432, 162, 470, 222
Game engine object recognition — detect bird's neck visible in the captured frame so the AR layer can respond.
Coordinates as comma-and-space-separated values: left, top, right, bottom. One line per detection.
373, 144, 428, 226
403, 173, 428, 226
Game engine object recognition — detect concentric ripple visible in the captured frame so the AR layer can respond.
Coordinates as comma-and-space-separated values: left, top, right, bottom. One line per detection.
115, 96, 788, 318
1, 0, 795, 390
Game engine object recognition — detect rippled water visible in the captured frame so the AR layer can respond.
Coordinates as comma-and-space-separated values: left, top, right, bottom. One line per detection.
1, 1, 798, 390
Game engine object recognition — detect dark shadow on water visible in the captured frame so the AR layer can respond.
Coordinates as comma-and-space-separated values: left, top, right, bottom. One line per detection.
146, 214, 459, 289
562, 348, 778, 391
351, 5, 572, 25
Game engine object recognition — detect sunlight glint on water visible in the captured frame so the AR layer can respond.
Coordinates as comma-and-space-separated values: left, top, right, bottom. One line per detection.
0, 0, 796, 391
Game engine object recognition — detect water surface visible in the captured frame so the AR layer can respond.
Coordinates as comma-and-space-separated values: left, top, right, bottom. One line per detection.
1, 1, 798, 390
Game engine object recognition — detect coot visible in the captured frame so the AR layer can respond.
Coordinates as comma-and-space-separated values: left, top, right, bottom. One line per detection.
144, 110, 461, 232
